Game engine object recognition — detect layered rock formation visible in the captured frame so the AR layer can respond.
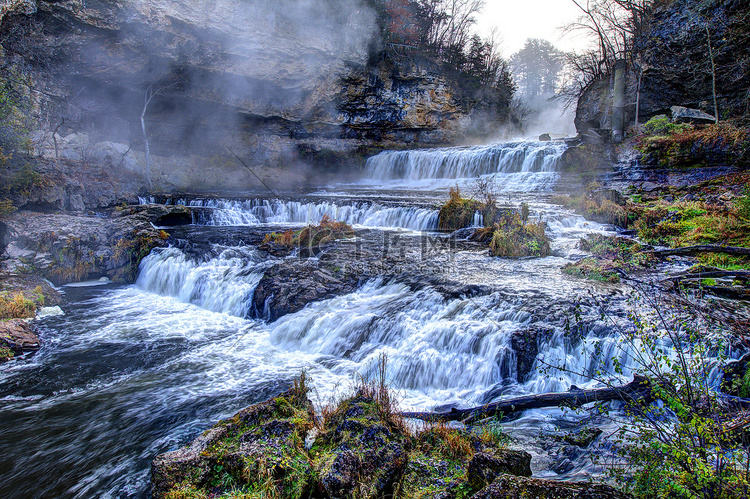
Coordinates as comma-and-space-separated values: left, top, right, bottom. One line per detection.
0, 204, 192, 283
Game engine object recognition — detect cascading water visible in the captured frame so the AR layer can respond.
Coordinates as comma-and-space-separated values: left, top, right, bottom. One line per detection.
1, 139, 644, 497
365, 141, 565, 180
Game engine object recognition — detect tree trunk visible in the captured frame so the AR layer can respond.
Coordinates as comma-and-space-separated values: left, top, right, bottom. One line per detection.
141, 92, 153, 190
706, 25, 719, 122
401, 375, 652, 424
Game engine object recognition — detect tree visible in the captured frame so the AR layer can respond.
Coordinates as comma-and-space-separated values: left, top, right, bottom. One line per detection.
510, 38, 564, 101
140, 81, 178, 190
561, 0, 653, 104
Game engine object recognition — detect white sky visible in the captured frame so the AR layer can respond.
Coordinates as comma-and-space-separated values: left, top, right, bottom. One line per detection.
475, 0, 591, 57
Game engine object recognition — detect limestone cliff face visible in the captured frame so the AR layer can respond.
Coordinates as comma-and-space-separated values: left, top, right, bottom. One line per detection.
0, 0, 511, 199
575, 0, 749, 135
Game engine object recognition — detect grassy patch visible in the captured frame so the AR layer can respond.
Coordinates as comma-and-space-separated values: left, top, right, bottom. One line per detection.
155, 358, 523, 499
0, 291, 37, 319
438, 186, 498, 231
551, 186, 630, 227
563, 234, 657, 283
635, 121, 750, 168
472, 210, 551, 258
262, 215, 354, 248
630, 198, 750, 248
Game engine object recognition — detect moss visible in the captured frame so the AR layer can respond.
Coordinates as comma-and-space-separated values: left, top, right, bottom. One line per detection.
156, 370, 533, 499
111, 230, 170, 282
635, 122, 750, 168
0, 345, 14, 361
630, 198, 750, 249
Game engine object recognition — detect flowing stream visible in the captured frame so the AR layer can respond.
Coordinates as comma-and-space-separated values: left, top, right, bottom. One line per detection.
0, 140, 645, 498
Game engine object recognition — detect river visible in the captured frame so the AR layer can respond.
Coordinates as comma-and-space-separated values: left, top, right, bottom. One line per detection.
0, 140, 645, 498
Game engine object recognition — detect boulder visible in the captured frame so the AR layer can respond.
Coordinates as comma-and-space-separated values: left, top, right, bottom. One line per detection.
152, 387, 316, 499
0, 207, 178, 283
467, 451, 532, 490
251, 261, 360, 322
473, 474, 628, 499
539, 133, 552, 142
670, 106, 717, 125
510, 329, 543, 382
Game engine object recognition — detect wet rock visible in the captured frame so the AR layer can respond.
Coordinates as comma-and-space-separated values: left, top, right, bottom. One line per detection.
467, 450, 532, 490
539, 133, 552, 142
317, 394, 409, 499
473, 474, 628, 499
0, 320, 40, 361
251, 261, 360, 322
557, 427, 603, 448
510, 327, 553, 382
509, 329, 539, 383
670, 105, 717, 125
0, 274, 63, 310
319, 450, 361, 497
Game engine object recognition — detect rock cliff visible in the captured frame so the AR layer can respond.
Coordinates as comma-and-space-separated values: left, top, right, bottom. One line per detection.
575, 0, 749, 135
0, 0, 516, 199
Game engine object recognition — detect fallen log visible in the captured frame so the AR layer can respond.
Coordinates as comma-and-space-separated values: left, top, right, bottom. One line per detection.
403, 375, 653, 424
648, 245, 750, 258
662, 271, 750, 282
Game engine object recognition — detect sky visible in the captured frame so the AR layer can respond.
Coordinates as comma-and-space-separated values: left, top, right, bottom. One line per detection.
475, 0, 591, 57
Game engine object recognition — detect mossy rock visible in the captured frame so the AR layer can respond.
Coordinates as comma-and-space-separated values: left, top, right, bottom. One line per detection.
472, 474, 628, 499
152, 387, 315, 499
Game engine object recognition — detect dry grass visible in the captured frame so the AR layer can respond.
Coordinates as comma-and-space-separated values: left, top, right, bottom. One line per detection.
0, 292, 36, 319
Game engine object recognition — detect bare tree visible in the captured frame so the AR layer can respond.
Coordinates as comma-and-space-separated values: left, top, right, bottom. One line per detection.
140, 82, 177, 190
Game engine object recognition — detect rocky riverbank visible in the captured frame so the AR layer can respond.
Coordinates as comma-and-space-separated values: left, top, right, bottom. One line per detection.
0, 204, 194, 284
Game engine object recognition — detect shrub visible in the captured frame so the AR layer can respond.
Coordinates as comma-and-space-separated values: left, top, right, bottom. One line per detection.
262, 215, 354, 248
546, 294, 750, 499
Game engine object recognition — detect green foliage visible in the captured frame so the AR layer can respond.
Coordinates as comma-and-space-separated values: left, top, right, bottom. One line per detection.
0, 345, 15, 361
0, 198, 15, 218
0, 68, 33, 154
563, 234, 657, 283
631, 198, 750, 249
554, 294, 750, 499
644, 115, 691, 136
739, 367, 750, 399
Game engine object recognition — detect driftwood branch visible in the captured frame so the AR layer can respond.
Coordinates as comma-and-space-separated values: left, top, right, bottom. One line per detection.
649, 245, 750, 258
662, 271, 750, 285
402, 375, 652, 424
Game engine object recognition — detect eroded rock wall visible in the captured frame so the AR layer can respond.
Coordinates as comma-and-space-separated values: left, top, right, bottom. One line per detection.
0, 0, 516, 200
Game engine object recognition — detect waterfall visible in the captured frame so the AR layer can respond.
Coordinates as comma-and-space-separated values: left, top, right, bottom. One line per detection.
178, 198, 439, 231
364, 141, 566, 180
136, 246, 269, 317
